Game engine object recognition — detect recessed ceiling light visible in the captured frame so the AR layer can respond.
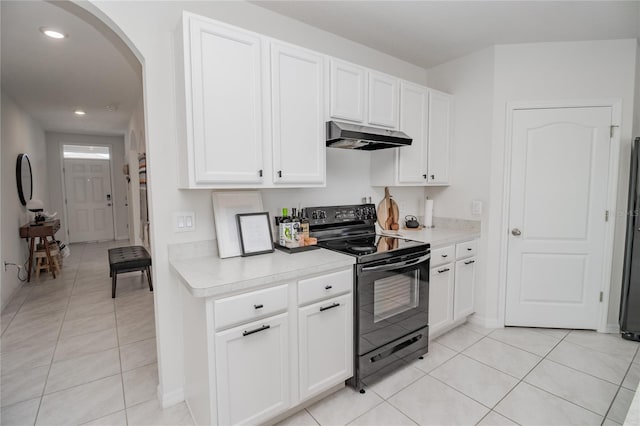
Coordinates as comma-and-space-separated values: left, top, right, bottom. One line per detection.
40, 27, 66, 39
74, 109, 86, 116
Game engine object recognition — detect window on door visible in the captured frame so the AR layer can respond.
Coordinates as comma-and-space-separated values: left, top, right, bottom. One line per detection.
63, 145, 110, 160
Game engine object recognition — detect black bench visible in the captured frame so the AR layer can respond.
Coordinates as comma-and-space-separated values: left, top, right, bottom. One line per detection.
108, 246, 153, 298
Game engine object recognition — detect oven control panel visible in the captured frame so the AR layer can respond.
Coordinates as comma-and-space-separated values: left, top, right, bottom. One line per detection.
305, 204, 377, 226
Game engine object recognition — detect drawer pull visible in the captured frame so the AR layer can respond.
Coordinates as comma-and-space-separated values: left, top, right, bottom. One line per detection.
441, 254, 448, 258
467, 248, 472, 251
438, 268, 450, 273
243, 324, 270, 336
464, 260, 476, 265
325, 285, 333, 290
320, 302, 340, 312
254, 304, 264, 309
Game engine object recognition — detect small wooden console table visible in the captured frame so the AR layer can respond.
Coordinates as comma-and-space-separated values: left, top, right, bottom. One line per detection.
19, 219, 61, 282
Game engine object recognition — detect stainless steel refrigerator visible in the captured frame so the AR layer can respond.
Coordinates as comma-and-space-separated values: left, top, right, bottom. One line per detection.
621, 137, 640, 341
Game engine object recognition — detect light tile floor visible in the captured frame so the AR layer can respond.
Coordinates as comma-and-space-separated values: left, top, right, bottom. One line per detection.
4, 241, 639, 425
0, 241, 192, 426
279, 323, 640, 426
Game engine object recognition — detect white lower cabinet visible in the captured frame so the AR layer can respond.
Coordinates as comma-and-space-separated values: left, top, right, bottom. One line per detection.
428, 240, 477, 338
428, 263, 454, 336
182, 267, 354, 426
454, 257, 476, 320
214, 313, 290, 425
299, 293, 353, 400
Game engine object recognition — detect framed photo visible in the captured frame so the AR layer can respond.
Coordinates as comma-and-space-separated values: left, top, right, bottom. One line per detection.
236, 212, 274, 256
212, 191, 264, 258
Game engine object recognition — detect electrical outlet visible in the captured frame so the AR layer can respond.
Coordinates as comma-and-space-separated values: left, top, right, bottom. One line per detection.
174, 212, 195, 232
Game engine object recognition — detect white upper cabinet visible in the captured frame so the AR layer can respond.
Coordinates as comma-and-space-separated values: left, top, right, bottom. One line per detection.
175, 13, 326, 188
397, 81, 428, 184
427, 89, 452, 184
370, 82, 452, 187
181, 14, 265, 185
271, 43, 325, 184
329, 59, 366, 123
329, 59, 398, 130
368, 71, 399, 129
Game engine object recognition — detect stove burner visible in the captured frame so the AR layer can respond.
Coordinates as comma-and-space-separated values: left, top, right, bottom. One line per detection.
348, 245, 377, 255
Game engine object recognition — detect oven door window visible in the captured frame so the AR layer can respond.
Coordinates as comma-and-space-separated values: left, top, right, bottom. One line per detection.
373, 270, 419, 322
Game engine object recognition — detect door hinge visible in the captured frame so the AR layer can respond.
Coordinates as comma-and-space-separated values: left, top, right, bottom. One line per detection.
610, 125, 619, 138
599, 291, 603, 302
605, 210, 609, 221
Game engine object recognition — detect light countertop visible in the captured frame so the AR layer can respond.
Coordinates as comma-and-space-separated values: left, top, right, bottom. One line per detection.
171, 247, 355, 298
381, 227, 480, 248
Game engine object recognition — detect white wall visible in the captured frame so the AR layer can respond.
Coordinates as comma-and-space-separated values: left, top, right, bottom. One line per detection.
46, 132, 128, 242
426, 39, 637, 330
426, 47, 495, 325
82, 0, 429, 406
125, 96, 145, 245
262, 149, 426, 225
489, 40, 636, 329
1, 92, 48, 310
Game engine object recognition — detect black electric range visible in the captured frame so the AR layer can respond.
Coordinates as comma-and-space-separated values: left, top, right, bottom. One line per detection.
305, 204, 431, 392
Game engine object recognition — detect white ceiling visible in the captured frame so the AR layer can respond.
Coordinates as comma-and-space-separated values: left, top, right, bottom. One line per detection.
1, 0, 142, 136
253, 1, 640, 69
2, 1, 638, 138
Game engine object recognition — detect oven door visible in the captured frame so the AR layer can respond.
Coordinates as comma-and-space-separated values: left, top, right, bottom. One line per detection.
356, 251, 430, 357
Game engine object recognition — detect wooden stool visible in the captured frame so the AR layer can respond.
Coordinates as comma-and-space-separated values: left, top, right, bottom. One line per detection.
108, 246, 153, 298
34, 244, 60, 279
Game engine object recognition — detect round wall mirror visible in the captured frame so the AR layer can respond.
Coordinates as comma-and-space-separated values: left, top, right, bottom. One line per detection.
16, 153, 32, 206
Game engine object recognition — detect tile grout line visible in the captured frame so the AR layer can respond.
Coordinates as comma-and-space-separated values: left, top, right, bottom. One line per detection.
601, 344, 640, 424
32, 247, 81, 426
492, 329, 635, 422
114, 283, 130, 426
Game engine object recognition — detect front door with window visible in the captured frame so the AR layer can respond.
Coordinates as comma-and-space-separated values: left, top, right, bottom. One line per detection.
64, 157, 115, 242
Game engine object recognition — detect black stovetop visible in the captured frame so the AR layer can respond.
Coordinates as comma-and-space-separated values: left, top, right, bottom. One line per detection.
305, 203, 429, 264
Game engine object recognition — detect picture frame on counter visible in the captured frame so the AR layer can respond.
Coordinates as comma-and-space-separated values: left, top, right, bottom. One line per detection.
212, 190, 264, 258
236, 212, 274, 257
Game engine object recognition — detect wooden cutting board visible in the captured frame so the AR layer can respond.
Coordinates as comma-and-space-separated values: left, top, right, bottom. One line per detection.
377, 187, 399, 230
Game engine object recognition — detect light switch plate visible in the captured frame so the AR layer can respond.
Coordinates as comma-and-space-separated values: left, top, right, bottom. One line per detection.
174, 211, 195, 232
471, 200, 482, 216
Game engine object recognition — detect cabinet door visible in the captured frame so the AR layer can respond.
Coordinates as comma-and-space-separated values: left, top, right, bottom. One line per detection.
299, 294, 353, 400
454, 257, 476, 320
429, 264, 455, 336
398, 81, 428, 184
368, 71, 398, 129
189, 19, 264, 184
427, 90, 452, 185
215, 313, 290, 425
271, 43, 325, 184
329, 59, 366, 123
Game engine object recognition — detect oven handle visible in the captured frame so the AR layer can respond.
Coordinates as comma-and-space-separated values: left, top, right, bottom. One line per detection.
361, 253, 431, 272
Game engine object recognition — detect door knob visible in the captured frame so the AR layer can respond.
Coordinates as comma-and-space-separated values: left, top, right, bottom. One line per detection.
511, 228, 521, 236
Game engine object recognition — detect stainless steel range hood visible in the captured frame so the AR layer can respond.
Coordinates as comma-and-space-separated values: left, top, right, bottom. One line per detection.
326, 121, 412, 150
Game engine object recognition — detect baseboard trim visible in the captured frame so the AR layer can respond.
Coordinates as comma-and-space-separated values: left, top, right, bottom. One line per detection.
603, 323, 620, 334
158, 386, 184, 408
467, 314, 503, 329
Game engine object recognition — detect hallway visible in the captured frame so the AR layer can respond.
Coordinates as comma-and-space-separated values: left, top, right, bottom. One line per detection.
0, 241, 192, 425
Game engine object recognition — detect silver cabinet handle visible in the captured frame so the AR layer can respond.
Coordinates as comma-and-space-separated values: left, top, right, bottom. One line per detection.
511, 228, 521, 236
437, 268, 450, 273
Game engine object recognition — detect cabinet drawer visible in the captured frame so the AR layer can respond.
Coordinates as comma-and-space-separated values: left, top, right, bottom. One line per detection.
431, 245, 455, 267
214, 284, 288, 330
298, 269, 352, 306
456, 240, 478, 260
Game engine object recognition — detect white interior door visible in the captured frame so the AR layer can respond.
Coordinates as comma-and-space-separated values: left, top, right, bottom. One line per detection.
64, 158, 115, 243
505, 107, 612, 329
